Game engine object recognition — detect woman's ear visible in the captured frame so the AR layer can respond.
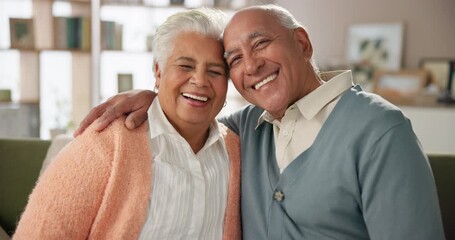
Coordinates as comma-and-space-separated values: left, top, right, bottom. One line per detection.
293, 27, 313, 60
154, 63, 161, 87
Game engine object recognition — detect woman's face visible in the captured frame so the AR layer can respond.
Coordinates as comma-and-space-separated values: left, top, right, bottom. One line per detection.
155, 32, 228, 132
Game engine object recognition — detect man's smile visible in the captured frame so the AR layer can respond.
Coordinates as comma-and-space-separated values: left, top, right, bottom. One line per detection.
253, 73, 277, 90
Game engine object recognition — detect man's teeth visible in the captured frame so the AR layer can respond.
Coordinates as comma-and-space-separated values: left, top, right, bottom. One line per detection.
182, 93, 208, 102
254, 74, 277, 90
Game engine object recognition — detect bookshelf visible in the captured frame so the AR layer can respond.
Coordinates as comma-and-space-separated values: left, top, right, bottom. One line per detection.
0, 0, 258, 139
0, 0, 93, 138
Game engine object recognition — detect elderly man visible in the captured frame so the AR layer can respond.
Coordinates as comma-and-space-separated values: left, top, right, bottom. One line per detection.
75, 4, 445, 240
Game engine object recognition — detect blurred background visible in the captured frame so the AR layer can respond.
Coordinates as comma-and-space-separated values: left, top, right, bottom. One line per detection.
0, 0, 454, 154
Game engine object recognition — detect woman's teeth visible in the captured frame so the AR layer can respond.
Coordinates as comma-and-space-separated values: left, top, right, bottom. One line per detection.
254, 74, 277, 90
182, 93, 208, 102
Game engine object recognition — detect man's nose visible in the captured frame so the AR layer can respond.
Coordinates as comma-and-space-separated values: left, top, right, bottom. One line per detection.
244, 54, 263, 75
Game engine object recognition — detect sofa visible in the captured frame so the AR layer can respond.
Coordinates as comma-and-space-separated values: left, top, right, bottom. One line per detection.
1, 137, 454, 239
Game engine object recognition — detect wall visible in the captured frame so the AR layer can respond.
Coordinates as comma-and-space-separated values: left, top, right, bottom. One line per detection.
276, 0, 455, 69
401, 106, 455, 154
273, 0, 455, 154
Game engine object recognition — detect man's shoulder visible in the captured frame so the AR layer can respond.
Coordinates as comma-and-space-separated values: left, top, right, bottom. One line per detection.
346, 86, 405, 115
339, 87, 409, 129
233, 104, 263, 123
219, 104, 261, 132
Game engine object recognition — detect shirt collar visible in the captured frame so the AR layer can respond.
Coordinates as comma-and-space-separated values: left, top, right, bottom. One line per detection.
148, 99, 224, 148
256, 70, 354, 128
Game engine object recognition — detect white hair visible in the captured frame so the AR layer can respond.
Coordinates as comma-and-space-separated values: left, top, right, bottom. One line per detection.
152, 8, 228, 75
242, 4, 320, 73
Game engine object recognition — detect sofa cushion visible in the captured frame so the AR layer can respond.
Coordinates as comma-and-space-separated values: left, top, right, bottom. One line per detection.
0, 138, 50, 236
428, 154, 455, 240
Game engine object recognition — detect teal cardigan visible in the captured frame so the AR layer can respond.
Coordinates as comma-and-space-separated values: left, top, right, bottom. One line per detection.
220, 85, 445, 240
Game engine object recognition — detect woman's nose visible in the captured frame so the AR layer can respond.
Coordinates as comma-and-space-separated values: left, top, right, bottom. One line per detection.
190, 71, 209, 87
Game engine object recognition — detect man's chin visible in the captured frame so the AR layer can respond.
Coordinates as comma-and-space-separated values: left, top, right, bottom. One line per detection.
259, 101, 286, 117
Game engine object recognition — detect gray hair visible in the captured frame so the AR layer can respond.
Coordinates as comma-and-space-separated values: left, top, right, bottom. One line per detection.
152, 8, 228, 75
242, 4, 320, 73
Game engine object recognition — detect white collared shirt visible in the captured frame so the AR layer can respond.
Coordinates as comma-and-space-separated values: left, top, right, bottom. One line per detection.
138, 99, 229, 240
257, 70, 354, 173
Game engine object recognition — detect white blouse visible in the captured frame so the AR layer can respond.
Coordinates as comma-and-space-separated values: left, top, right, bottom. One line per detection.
138, 99, 230, 240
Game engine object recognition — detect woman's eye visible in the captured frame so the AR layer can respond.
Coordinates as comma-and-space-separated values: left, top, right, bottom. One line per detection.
180, 65, 193, 71
209, 70, 224, 77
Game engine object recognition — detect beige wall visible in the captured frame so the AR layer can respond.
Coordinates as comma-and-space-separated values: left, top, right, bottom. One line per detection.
276, 0, 455, 69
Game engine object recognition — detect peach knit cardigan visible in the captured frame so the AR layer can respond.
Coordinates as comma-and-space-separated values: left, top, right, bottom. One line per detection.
13, 118, 241, 240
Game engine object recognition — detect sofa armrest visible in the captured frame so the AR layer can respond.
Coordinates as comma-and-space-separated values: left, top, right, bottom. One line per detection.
428, 154, 455, 240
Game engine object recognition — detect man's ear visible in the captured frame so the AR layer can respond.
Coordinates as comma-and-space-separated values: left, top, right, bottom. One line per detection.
293, 27, 313, 60
154, 63, 161, 87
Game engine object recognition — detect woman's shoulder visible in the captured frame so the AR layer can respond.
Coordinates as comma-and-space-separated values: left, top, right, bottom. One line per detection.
72, 117, 149, 157
80, 117, 148, 140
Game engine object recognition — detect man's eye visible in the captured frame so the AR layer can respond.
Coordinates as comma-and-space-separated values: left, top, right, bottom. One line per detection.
255, 39, 270, 49
229, 56, 241, 67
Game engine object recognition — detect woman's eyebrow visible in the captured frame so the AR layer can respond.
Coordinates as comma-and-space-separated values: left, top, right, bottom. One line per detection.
175, 56, 195, 63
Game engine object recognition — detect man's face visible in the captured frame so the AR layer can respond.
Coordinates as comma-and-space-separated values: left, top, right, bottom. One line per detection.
156, 32, 228, 131
223, 9, 313, 119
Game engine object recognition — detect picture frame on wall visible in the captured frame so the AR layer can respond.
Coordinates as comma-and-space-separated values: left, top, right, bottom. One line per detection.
419, 58, 455, 92
347, 23, 404, 70
347, 23, 404, 84
373, 70, 428, 105
9, 18, 35, 49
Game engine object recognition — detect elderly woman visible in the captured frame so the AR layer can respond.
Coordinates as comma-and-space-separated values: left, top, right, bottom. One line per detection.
13, 8, 241, 240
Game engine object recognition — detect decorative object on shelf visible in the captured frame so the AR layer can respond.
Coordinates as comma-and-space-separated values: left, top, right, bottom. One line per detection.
117, 73, 134, 93
54, 17, 91, 51
0, 89, 12, 102
347, 23, 404, 84
170, 0, 185, 5
101, 21, 123, 50
419, 58, 455, 104
9, 18, 35, 49
214, 0, 232, 8
373, 70, 429, 105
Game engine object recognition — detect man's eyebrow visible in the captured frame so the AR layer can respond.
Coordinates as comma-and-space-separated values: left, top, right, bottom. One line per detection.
224, 50, 234, 59
224, 31, 267, 59
248, 31, 266, 40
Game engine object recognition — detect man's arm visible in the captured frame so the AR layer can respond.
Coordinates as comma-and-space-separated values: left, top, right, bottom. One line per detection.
73, 90, 155, 137
360, 121, 445, 239
218, 104, 256, 136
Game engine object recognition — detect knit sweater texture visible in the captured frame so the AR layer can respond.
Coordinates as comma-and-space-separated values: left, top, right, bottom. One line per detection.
13, 118, 241, 240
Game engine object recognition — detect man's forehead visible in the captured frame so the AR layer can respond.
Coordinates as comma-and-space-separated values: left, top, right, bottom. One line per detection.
228, 9, 269, 25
